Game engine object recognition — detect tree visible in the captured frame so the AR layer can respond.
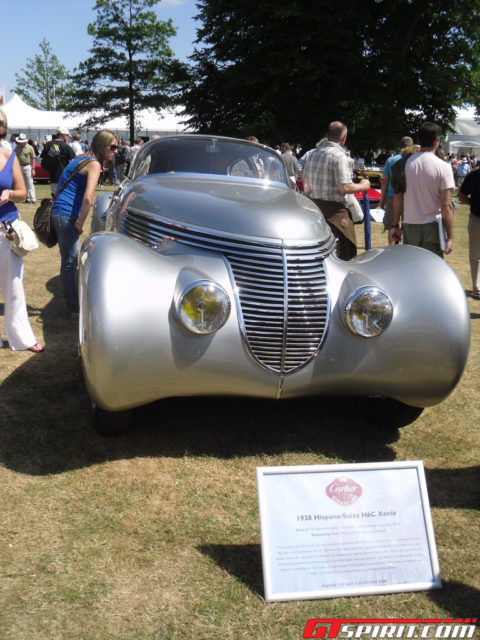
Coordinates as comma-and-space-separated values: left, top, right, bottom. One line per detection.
183, 0, 480, 151
64, 0, 188, 144
14, 39, 70, 110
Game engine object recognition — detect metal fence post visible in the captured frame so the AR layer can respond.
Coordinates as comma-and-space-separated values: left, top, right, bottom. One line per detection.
362, 192, 371, 250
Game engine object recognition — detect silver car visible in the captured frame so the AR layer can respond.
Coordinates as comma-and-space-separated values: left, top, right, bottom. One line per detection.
80, 135, 470, 434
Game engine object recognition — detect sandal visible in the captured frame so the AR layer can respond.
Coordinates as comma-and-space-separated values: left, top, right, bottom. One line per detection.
28, 343, 45, 353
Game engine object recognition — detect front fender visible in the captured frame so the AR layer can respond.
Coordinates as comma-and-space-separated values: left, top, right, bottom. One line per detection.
79, 232, 279, 410
90, 192, 113, 233
283, 244, 470, 407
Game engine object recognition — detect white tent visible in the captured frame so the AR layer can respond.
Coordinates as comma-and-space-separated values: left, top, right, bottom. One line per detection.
446, 107, 480, 155
2, 93, 188, 142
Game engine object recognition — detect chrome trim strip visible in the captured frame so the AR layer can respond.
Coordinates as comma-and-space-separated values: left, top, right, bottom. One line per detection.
277, 244, 289, 398
223, 255, 284, 374
124, 206, 336, 253
222, 255, 277, 373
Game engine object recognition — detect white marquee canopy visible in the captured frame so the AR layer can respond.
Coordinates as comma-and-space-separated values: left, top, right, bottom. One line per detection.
446, 107, 480, 154
2, 93, 187, 140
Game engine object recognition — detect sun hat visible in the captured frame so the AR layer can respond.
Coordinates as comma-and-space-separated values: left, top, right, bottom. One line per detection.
15, 133, 28, 144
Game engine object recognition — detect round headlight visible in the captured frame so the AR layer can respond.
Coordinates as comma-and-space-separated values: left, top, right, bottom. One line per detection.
345, 287, 393, 337
176, 281, 231, 335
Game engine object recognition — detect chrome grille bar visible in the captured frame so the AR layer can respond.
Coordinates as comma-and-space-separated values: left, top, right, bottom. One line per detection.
122, 208, 332, 374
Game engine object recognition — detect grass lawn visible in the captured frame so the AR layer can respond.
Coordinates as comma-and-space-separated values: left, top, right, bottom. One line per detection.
0, 184, 478, 640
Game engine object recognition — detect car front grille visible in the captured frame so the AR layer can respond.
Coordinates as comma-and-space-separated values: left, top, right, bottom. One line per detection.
122, 208, 333, 375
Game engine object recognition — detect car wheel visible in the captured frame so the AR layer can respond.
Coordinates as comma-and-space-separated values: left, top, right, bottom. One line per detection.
360, 397, 424, 429
93, 405, 133, 436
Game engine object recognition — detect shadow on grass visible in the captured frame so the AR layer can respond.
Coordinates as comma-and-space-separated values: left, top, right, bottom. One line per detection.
1, 381, 406, 475
0, 301, 44, 322
198, 545, 480, 614
428, 580, 480, 615
425, 467, 480, 510
198, 544, 264, 598
0, 281, 412, 475
4, 275, 475, 505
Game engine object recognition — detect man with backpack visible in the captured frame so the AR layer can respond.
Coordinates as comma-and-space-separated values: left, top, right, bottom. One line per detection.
40, 128, 75, 195
388, 122, 455, 256
380, 136, 413, 239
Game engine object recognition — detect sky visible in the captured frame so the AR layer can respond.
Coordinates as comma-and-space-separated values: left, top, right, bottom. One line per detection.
2, 0, 198, 100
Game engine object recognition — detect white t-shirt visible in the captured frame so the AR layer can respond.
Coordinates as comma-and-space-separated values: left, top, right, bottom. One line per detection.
404, 152, 455, 224
69, 141, 83, 156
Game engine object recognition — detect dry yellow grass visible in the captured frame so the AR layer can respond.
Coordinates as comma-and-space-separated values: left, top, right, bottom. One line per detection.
0, 185, 478, 640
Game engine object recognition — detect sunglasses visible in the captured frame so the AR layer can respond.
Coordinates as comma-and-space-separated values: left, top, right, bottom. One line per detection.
109, 144, 119, 151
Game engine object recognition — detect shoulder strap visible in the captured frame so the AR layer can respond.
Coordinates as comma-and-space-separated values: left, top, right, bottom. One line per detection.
55, 157, 95, 198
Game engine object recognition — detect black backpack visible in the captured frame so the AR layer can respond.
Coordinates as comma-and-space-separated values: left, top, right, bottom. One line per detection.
117, 145, 127, 163
390, 155, 410, 194
41, 142, 61, 172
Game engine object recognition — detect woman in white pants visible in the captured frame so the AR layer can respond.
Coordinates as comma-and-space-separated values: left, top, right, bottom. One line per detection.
0, 110, 43, 352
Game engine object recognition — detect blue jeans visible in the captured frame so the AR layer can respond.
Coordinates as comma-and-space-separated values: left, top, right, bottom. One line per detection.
51, 214, 80, 312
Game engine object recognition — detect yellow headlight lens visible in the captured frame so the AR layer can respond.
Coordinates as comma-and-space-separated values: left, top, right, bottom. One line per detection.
345, 287, 393, 337
177, 281, 231, 334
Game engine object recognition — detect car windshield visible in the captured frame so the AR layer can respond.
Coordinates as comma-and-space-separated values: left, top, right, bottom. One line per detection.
130, 136, 290, 187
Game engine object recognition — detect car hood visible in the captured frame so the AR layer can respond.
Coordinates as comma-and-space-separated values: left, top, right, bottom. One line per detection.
124, 174, 331, 243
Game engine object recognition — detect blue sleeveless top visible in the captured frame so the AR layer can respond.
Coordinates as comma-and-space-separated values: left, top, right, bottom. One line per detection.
0, 151, 19, 223
51, 156, 94, 219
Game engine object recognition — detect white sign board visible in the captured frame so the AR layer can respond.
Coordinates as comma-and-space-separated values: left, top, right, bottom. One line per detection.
256, 461, 441, 602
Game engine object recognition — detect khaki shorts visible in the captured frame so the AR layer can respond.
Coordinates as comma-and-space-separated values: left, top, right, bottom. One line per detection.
402, 221, 443, 258
313, 199, 357, 261
383, 195, 394, 231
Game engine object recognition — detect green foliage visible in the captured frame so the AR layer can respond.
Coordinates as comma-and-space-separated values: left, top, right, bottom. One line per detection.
64, 0, 188, 143
14, 39, 69, 110
183, 0, 480, 151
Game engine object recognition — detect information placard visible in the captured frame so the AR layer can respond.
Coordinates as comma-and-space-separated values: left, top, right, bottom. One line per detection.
256, 461, 441, 602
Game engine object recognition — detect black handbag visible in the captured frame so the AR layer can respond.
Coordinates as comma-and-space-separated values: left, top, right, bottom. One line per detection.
33, 197, 56, 247
33, 158, 94, 248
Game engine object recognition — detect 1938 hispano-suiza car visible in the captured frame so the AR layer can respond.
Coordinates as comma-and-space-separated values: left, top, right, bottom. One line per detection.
79, 135, 470, 434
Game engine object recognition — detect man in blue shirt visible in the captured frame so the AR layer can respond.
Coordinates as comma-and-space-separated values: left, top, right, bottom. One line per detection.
380, 136, 413, 238
456, 157, 471, 188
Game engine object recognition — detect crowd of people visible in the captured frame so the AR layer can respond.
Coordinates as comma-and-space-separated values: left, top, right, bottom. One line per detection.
447, 153, 479, 187
277, 121, 480, 298
0, 112, 128, 351
0, 129, 148, 205
1, 115, 479, 355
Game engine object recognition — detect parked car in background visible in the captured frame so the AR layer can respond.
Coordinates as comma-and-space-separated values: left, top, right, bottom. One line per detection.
80, 135, 470, 435
34, 160, 49, 183
354, 188, 382, 209
354, 164, 383, 189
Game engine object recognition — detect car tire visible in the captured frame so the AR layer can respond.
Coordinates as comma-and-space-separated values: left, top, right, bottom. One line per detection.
93, 405, 133, 436
360, 397, 424, 429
